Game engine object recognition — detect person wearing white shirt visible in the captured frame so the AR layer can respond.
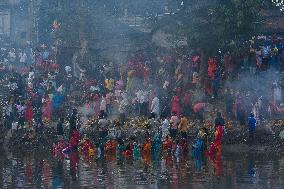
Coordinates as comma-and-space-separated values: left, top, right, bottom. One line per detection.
151, 95, 160, 119
8, 48, 16, 64
100, 96, 107, 113
136, 89, 148, 116
161, 118, 170, 139
119, 94, 128, 123
19, 51, 27, 65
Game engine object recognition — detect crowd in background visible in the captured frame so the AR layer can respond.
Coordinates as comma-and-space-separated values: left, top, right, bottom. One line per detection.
0, 35, 284, 138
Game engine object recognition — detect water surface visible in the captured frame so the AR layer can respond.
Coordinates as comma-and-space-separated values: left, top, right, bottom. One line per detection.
0, 150, 284, 189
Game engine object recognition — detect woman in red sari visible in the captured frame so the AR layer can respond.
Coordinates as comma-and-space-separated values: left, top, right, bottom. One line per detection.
207, 125, 224, 156
206, 116, 224, 177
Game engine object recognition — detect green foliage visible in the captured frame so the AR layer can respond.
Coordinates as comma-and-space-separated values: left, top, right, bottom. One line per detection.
38, 0, 265, 54
156, 0, 264, 53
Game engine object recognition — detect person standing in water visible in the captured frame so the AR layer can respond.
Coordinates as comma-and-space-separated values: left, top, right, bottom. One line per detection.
214, 112, 225, 129
248, 113, 257, 145
207, 112, 225, 155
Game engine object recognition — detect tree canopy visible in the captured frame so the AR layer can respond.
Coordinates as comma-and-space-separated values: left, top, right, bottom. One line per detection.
38, 0, 267, 55
155, 0, 265, 54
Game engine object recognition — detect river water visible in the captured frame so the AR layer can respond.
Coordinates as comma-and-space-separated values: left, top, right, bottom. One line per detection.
0, 149, 284, 189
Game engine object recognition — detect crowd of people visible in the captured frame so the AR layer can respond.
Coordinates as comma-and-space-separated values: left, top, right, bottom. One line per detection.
0, 35, 284, 164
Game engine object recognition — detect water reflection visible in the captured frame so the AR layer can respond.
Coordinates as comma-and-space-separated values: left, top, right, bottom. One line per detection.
1, 150, 284, 189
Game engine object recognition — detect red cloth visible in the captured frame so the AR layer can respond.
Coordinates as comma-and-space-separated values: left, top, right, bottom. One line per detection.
213, 126, 224, 146
70, 130, 80, 149
207, 126, 224, 156
171, 96, 181, 116
104, 139, 117, 153
51, 63, 59, 70
70, 151, 79, 168
125, 150, 133, 157
82, 139, 93, 153
192, 56, 200, 63
58, 140, 67, 151
193, 103, 206, 113
25, 101, 34, 122
207, 126, 224, 177
163, 138, 173, 150
208, 57, 217, 79
207, 150, 223, 177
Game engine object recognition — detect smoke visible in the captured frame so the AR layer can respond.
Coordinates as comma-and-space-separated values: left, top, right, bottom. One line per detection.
225, 68, 281, 102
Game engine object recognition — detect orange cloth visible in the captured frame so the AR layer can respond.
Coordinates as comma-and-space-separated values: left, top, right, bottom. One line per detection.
179, 117, 189, 132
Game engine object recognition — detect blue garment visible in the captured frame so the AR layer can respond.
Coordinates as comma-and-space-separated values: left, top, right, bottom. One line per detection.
152, 133, 161, 153
42, 51, 49, 60
133, 145, 140, 160
52, 175, 62, 189
269, 55, 277, 67
192, 138, 203, 157
52, 93, 64, 109
248, 116, 256, 133
192, 138, 203, 171
195, 158, 202, 171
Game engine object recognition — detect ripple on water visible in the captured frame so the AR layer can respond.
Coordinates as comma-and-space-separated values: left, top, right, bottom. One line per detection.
1, 152, 284, 188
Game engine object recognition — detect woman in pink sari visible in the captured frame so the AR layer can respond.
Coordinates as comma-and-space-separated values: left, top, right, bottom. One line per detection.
171, 95, 181, 117
42, 94, 52, 123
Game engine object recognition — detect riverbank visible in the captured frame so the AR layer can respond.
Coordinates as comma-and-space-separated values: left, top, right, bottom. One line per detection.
222, 122, 284, 155
7, 127, 57, 152
4, 118, 284, 155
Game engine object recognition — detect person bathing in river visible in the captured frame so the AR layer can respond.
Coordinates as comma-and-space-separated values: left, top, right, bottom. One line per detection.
62, 127, 80, 156
215, 112, 225, 129
248, 113, 257, 145
192, 127, 209, 157
207, 112, 225, 155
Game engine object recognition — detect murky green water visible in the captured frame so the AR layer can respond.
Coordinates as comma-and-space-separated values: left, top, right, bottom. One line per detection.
1, 149, 284, 189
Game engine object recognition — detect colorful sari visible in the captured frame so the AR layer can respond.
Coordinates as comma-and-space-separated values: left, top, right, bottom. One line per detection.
207, 126, 224, 155
42, 97, 52, 122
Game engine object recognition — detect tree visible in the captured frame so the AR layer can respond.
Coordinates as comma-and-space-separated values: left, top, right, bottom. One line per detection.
154, 0, 264, 85
161, 0, 264, 51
